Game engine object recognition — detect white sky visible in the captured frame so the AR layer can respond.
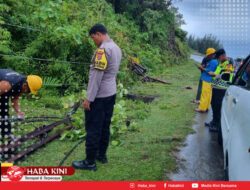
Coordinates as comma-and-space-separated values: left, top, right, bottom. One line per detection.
174, 0, 250, 58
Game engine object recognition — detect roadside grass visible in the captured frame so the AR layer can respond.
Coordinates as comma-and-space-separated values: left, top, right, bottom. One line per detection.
15, 59, 200, 181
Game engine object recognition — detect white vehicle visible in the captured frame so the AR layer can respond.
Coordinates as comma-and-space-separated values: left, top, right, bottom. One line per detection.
221, 55, 250, 181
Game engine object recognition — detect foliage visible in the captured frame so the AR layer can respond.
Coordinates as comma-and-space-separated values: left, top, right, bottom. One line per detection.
0, 0, 189, 145
0, 0, 190, 150
117, 83, 128, 98
42, 77, 61, 87
59, 85, 141, 146
106, 0, 186, 51
17, 62, 198, 181
0, 0, 189, 91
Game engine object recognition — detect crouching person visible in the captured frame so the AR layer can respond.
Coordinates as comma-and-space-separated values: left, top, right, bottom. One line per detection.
0, 69, 42, 160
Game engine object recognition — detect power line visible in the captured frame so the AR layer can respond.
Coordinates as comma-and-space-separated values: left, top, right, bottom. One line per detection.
43, 84, 86, 87
0, 20, 124, 66
0, 22, 40, 32
0, 53, 90, 65
0, 20, 91, 65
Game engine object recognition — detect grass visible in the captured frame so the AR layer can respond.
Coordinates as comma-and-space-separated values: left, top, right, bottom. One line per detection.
13, 59, 201, 181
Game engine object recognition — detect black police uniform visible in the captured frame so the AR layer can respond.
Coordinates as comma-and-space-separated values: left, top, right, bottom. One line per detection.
85, 94, 116, 162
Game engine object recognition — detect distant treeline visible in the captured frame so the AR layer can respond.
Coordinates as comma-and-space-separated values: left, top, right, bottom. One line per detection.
188, 34, 223, 54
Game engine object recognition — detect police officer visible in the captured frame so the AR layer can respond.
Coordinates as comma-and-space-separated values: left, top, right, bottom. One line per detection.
0, 69, 42, 153
207, 49, 234, 141
72, 24, 122, 171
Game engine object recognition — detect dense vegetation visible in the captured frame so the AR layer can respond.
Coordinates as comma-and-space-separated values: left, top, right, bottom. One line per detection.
188, 34, 223, 55
18, 60, 199, 180
0, 0, 189, 94
1, 1, 200, 177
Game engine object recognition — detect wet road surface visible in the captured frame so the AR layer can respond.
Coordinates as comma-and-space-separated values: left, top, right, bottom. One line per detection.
168, 55, 225, 181
190, 54, 204, 63
169, 110, 225, 181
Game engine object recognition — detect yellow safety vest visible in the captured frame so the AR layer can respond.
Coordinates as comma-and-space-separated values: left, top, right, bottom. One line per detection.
212, 60, 234, 89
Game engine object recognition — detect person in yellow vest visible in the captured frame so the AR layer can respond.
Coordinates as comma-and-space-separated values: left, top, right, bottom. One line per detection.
195, 48, 217, 112
206, 49, 234, 141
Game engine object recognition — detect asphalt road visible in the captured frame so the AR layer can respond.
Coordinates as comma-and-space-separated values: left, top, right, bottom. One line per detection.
168, 55, 225, 181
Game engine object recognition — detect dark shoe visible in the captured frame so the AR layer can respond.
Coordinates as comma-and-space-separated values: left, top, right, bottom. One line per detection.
204, 122, 210, 127
204, 121, 212, 127
209, 125, 219, 132
194, 108, 206, 113
96, 155, 108, 164
190, 100, 200, 104
194, 100, 200, 104
72, 159, 97, 171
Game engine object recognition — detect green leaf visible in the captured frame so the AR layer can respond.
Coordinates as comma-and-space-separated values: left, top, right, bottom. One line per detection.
79, 134, 86, 139
111, 140, 119, 146
73, 130, 82, 135
59, 131, 69, 140
110, 128, 114, 135
118, 100, 125, 107
121, 125, 127, 131
69, 133, 74, 140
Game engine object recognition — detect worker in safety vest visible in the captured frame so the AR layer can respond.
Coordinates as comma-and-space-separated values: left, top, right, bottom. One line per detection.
206, 49, 234, 134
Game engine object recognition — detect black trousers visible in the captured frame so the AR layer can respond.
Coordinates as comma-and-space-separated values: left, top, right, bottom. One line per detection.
195, 78, 202, 101
85, 94, 116, 163
0, 95, 11, 139
211, 88, 226, 127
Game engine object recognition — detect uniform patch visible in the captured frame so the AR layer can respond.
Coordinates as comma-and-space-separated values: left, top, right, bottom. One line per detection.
94, 49, 108, 70
212, 79, 229, 88
225, 64, 233, 73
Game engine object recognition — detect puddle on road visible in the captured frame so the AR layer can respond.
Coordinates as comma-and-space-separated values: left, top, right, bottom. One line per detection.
168, 110, 225, 181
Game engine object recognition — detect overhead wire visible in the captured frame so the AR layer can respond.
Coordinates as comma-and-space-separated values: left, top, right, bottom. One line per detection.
0, 22, 41, 32
0, 19, 91, 65
0, 53, 91, 65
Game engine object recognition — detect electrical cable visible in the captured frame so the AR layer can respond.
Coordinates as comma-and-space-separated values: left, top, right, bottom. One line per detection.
0, 53, 90, 65
58, 138, 85, 166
